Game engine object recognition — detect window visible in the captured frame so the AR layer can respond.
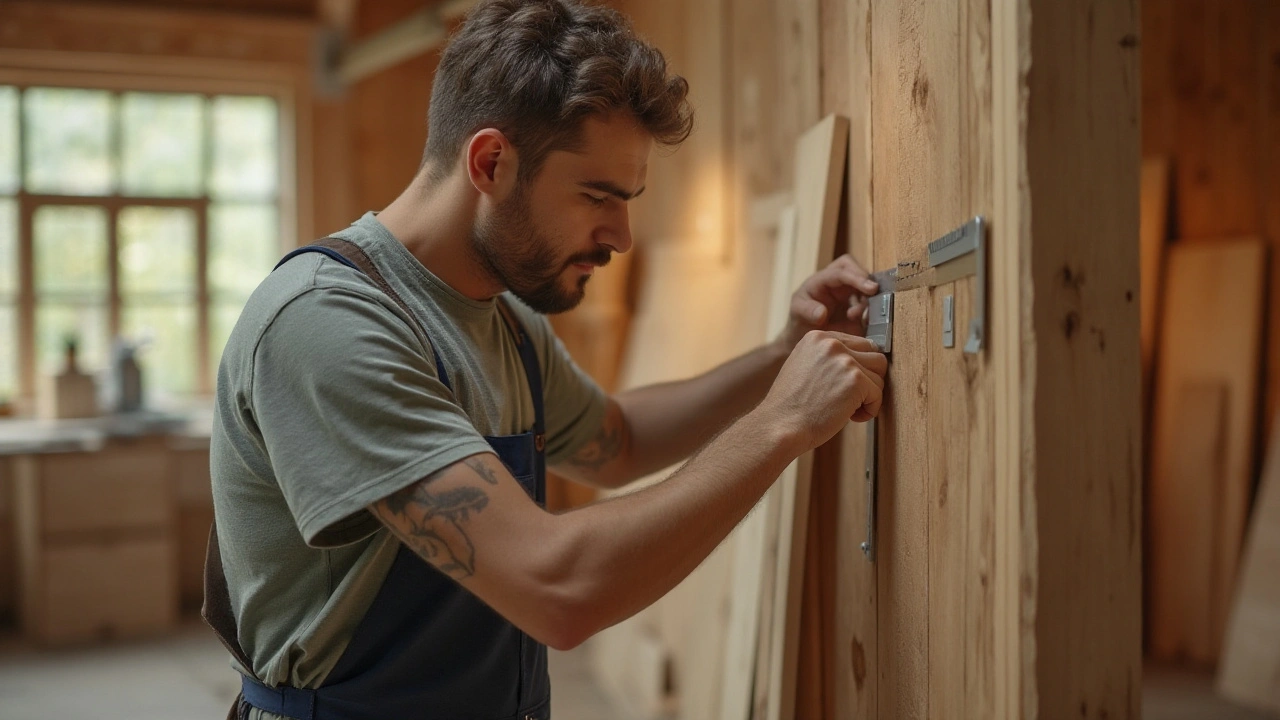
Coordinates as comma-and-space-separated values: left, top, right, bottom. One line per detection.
0, 85, 283, 406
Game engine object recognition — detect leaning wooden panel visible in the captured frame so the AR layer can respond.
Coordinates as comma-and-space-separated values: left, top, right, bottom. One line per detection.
1148, 239, 1268, 664
759, 113, 847, 720
1218, 420, 1280, 713
722, 204, 796, 720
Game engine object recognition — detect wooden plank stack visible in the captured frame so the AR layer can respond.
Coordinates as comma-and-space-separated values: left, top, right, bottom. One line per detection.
1148, 238, 1268, 665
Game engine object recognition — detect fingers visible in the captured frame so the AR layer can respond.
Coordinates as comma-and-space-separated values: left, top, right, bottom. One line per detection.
799, 255, 879, 310
823, 330, 882, 355
792, 294, 828, 323
824, 254, 878, 295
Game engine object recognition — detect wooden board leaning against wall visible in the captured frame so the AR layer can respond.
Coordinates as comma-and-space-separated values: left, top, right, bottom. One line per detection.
1141, 0, 1280, 440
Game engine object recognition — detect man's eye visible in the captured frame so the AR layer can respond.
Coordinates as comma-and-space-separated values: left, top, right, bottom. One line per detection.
584, 194, 607, 206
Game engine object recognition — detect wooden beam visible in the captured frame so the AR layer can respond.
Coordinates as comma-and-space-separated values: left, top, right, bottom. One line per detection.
335, 0, 475, 86
1020, 0, 1142, 714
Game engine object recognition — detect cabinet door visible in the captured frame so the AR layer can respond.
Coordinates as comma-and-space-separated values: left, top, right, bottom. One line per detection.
36, 538, 177, 644
39, 440, 173, 533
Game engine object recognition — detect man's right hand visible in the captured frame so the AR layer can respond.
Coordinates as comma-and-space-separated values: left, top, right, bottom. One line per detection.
759, 329, 887, 452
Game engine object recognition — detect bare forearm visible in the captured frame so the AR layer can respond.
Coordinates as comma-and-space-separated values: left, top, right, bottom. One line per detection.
550, 405, 802, 643
613, 340, 789, 480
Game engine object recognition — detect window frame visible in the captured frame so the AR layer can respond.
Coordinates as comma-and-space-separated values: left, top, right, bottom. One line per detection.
0, 55, 306, 405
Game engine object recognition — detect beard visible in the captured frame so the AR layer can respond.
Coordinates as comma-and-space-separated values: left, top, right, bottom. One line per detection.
468, 186, 611, 314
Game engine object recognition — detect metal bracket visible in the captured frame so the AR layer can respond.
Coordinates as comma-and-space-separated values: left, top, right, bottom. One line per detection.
926, 216, 987, 354
962, 218, 987, 353
864, 268, 897, 353
860, 268, 895, 563
942, 294, 955, 348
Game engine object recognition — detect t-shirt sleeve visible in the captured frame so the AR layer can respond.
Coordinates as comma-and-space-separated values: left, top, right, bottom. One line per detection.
251, 287, 494, 548
516, 306, 609, 465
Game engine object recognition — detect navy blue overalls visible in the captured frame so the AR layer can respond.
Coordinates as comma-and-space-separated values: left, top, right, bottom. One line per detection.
203, 237, 551, 720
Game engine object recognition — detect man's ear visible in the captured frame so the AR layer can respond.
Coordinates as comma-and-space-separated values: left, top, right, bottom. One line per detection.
465, 129, 519, 199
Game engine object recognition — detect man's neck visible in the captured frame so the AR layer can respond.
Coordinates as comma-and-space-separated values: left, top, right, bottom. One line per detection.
377, 171, 502, 302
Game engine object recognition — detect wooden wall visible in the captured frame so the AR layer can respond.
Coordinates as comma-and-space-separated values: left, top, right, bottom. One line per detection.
1142, 0, 1280, 437
616, 0, 1141, 718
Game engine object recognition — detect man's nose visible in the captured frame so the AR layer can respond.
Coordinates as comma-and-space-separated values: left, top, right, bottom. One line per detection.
597, 205, 633, 254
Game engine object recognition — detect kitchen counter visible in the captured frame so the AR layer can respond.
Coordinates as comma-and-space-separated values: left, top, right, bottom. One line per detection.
0, 410, 210, 455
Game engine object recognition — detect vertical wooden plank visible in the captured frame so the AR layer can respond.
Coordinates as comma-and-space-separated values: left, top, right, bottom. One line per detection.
801, 6, 851, 718
990, 0, 1033, 713
1261, 0, 1280, 445
796, 438, 837, 720
960, 0, 996, 714
1025, 0, 1142, 714
765, 113, 846, 720
869, 0, 932, 715
823, 0, 878, 717
927, 280, 967, 719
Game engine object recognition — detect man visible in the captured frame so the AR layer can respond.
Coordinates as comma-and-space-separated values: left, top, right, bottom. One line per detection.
208, 1, 887, 718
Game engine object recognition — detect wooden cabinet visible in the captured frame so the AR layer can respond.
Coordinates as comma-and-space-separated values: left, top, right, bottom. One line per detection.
13, 437, 179, 644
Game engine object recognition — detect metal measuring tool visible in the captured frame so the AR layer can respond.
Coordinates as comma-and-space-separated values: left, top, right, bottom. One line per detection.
858, 216, 986, 563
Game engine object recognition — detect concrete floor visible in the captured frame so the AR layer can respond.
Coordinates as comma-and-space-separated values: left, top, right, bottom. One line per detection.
0, 620, 627, 719
0, 624, 1276, 719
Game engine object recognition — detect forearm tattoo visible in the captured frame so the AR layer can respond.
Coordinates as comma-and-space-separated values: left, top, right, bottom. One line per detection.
374, 458, 500, 579
568, 403, 627, 472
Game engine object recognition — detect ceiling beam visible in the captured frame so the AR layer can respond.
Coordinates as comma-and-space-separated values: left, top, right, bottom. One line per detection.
335, 0, 475, 85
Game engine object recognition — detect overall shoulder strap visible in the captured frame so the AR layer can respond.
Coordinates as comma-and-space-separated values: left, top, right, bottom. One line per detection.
494, 298, 546, 449
304, 237, 451, 389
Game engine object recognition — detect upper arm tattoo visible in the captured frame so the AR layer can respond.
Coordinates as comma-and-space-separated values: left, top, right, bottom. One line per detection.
566, 401, 628, 473
372, 457, 500, 579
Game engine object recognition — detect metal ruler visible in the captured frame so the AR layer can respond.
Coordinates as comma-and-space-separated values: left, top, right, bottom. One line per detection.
859, 216, 987, 562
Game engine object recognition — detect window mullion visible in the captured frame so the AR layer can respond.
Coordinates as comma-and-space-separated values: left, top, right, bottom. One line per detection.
196, 199, 210, 395
17, 193, 34, 405
107, 203, 120, 346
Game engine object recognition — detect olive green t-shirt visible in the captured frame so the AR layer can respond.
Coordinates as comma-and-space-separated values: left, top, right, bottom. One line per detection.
209, 212, 608, 703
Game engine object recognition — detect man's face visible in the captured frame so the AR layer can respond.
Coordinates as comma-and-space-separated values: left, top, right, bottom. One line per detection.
469, 113, 651, 314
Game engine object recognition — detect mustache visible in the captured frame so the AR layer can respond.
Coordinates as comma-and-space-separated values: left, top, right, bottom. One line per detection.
565, 247, 613, 269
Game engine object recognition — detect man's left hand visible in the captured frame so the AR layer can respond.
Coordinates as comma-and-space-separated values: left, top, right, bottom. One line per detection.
776, 254, 880, 351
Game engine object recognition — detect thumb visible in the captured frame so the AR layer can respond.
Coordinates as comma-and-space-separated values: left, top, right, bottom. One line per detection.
797, 297, 826, 324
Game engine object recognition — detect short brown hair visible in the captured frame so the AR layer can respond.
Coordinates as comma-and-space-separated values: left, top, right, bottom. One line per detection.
423, 0, 694, 181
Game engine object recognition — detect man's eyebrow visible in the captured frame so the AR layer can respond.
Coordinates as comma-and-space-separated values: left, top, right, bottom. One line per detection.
578, 180, 645, 201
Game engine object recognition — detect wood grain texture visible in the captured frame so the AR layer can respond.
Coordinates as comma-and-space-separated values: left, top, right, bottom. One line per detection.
815, 0, 878, 717
1218, 421, 1280, 713
1149, 239, 1268, 665
1026, 0, 1142, 714
796, 438, 837, 720
867, 0, 998, 716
